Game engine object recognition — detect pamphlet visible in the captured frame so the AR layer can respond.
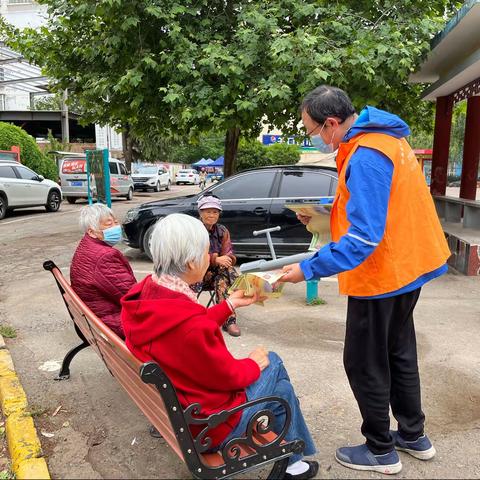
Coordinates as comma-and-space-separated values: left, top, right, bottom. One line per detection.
285, 199, 333, 251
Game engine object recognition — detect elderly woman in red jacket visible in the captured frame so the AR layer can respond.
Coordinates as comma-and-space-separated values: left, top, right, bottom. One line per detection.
121, 213, 318, 480
70, 203, 136, 339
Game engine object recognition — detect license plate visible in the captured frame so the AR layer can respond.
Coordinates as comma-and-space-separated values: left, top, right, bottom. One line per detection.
70, 181, 83, 186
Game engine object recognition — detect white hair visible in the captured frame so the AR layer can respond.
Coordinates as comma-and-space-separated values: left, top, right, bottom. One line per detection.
79, 203, 116, 232
150, 213, 209, 277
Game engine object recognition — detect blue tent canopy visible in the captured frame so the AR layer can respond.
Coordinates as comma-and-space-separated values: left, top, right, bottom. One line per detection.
192, 158, 213, 167
209, 156, 224, 167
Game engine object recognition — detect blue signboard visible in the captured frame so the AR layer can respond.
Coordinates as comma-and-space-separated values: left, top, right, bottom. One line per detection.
262, 134, 311, 147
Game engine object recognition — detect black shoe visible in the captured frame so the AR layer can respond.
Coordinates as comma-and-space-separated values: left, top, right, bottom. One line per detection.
283, 460, 319, 479
149, 425, 163, 438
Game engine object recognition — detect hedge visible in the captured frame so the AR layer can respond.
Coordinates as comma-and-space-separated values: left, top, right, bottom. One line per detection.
236, 140, 300, 172
0, 122, 58, 180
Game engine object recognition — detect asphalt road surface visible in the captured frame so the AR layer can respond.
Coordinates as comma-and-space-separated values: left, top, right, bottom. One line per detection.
0, 185, 479, 479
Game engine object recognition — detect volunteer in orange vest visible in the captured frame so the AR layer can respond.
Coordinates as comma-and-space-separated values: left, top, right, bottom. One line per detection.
280, 85, 450, 475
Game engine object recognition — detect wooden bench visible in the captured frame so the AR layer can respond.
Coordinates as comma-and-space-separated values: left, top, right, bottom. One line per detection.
44, 260, 304, 479
433, 195, 480, 229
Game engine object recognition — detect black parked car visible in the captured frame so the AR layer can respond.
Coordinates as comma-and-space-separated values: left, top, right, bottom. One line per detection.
122, 165, 338, 259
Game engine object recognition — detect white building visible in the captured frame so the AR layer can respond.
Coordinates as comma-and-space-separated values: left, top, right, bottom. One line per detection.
0, 0, 47, 110
0, 1, 122, 151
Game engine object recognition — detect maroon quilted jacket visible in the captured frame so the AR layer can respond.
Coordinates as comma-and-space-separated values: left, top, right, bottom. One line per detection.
70, 234, 136, 338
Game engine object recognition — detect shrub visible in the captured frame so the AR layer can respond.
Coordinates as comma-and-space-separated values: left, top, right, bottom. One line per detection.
236, 140, 300, 172
265, 142, 300, 166
0, 122, 58, 180
236, 140, 269, 171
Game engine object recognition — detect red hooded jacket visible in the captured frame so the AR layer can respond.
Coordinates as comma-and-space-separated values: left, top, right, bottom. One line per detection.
121, 275, 260, 446
70, 234, 136, 338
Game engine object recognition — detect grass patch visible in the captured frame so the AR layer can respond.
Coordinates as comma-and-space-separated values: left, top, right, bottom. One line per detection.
27, 405, 48, 418
306, 298, 327, 306
0, 325, 16, 339
0, 468, 15, 480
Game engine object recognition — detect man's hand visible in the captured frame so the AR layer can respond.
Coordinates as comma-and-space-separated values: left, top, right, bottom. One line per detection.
296, 213, 312, 225
249, 346, 270, 371
279, 263, 305, 284
228, 289, 267, 308
216, 255, 233, 268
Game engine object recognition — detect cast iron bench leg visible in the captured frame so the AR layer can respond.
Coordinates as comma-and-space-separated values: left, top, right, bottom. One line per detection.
267, 457, 289, 479
54, 341, 90, 380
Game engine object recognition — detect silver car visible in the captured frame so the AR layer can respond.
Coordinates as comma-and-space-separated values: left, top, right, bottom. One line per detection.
0, 159, 62, 220
59, 156, 134, 204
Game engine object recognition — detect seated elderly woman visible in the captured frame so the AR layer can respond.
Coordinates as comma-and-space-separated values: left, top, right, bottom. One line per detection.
70, 203, 136, 339
121, 213, 318, 480
191, 195, 241, 337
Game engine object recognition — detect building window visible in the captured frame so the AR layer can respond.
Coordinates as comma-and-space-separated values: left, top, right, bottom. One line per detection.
8, 0, 34, 4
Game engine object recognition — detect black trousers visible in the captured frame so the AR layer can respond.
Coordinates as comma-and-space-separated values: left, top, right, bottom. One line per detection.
344, 288, 425, 454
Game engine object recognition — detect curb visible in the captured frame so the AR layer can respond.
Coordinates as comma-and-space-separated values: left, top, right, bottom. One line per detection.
0, 335, 50, 479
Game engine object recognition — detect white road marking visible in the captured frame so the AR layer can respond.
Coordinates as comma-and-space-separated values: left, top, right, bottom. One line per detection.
0, 209, 76, 225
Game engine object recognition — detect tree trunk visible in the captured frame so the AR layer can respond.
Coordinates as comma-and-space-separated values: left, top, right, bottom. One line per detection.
122, 125, 133, 172
223, 127, 240, 177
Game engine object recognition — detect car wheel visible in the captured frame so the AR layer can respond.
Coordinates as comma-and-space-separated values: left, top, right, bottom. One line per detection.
165, 181, 171, 191
66, 196, 77, 204
154, 181, 161, 192
142, 222, 158, 261
45, 189, 61, 212
0, 194, 7, 220
125, 188, 134, 200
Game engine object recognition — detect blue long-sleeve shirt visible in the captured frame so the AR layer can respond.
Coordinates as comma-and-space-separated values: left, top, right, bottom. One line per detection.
300, 106, 447, 298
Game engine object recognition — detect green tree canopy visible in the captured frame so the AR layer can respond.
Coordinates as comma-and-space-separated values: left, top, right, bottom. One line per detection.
0, 123, 58, 180
4, 0, 462, 175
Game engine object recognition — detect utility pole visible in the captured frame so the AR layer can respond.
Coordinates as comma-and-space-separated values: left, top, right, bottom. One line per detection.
61, 89, 69, 143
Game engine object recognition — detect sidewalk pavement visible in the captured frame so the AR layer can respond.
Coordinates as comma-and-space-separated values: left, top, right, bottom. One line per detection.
1, 247, 479, 478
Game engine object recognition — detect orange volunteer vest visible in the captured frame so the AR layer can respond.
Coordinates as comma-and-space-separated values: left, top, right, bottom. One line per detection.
331, 132, 451, 297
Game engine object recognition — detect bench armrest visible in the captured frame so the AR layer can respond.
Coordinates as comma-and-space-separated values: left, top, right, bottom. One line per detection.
185, 396, 304, 460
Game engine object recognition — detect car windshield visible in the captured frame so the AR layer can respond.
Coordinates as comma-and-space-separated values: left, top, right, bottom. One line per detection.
133, 166, 157, 174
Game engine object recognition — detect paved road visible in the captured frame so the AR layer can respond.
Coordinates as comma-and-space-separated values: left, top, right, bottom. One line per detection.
0, 185, 479, 479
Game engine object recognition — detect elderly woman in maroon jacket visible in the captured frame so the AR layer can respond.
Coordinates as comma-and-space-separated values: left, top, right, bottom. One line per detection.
191, 195, 241, 337
70, 203, 136, 339
121, 213, 318, 480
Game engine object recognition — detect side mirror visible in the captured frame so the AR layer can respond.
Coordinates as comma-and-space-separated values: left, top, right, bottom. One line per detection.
37, 175, 45, 181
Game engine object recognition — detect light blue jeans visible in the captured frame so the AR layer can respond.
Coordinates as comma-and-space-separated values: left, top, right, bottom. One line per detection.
220, 352, 317, 464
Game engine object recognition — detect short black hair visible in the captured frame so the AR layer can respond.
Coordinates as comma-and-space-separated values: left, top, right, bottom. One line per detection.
301, 85, 355, 124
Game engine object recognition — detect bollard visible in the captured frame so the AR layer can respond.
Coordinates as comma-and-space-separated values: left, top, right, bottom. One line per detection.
306, 279, 319, 304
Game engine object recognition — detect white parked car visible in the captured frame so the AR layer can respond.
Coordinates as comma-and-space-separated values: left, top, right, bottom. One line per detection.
59, 156, 134, 203
0, 159, 62, 220
131, 164, 171, 192
175, 168, 200, 185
